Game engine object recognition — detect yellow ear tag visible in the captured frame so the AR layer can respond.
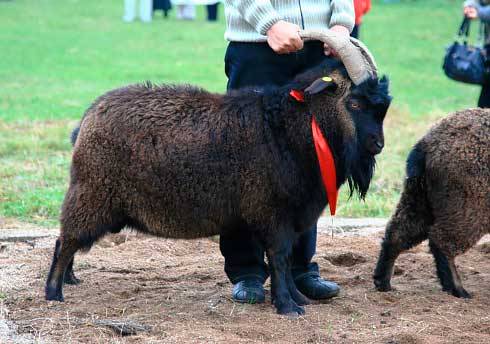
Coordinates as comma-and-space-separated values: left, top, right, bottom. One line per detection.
322, 76, 333, 82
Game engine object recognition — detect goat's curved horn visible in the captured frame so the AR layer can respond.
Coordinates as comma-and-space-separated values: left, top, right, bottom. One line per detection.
298, 29, 377, 85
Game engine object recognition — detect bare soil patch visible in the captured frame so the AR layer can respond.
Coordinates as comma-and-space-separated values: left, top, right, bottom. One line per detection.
1, 230, 490, 343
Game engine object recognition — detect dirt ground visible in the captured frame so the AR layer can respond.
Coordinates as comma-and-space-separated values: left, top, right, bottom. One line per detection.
1, 229, 490, 344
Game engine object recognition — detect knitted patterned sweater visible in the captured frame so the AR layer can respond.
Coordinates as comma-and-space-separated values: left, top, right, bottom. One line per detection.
224, 0, 355, 42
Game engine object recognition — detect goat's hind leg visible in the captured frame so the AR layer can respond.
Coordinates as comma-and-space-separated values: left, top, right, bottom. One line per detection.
50, 238, 81, 285
45, 187, 127, 301
373, 224, 428, 292
374, 177, 430, 292
45, 212, 127, 302
45, 219, 121, 301
429, 240, 470, 298
374, 213, 428, 291
64, 256, 81, 285
45, 235, 84, 301
64, 218, 124, 284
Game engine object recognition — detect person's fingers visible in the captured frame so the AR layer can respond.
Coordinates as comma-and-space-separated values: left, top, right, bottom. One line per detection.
268, 37, 285, 53
269, 42, 282, 53
267, 22, 304, 54
276, 44, 290, 54
465, 9, 477, 19
464, 7, 478, 18
324, 43, 332, 56
324, 45, 339, 57
291, 34, 303, 51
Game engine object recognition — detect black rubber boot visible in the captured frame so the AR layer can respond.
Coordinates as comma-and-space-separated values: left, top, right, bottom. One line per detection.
232, 279, 266, 304
294, 274, 340, 300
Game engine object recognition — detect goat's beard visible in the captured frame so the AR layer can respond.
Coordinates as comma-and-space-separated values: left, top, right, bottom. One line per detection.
343, 143, 376, 200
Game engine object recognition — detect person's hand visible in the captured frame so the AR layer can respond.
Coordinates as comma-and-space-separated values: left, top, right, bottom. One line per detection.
464, 6, 478, 19
324, 25, 350, 57
266, 20, 304, 54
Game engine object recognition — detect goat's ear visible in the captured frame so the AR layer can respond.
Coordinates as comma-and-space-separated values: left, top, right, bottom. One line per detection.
304, 76, 337, 95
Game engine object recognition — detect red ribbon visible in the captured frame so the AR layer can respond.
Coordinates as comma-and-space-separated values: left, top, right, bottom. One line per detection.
311, 117, 338, 216
289, 89, 305, 102
289, 90, 338, 216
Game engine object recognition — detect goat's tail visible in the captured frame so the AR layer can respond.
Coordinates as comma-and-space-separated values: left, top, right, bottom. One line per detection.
382, 142, 432, 247
70, 126, 80, 146
406, 142, 426, 179
373, 143, 431, 290
399, 142, 431, 227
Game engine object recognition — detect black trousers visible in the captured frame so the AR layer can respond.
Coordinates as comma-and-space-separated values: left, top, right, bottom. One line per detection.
206, 3, 218, 21
479, 46, 490, 108
220, 41, 329, 283
478, 83, 490, 107
351, 24, 360, 39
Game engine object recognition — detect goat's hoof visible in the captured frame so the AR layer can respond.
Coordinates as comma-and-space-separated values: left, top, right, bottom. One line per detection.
45, 287, 64, 302
450, 288, 471, 299
276, 301, 305, 317
283, 311, 301, 319
290, 289, 311, 306
64, 273, 81, 285
294, 296, 311, 306
373, 279, 392, 292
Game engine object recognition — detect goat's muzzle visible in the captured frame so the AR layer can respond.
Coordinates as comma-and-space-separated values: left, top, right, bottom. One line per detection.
367, 135, 384, 155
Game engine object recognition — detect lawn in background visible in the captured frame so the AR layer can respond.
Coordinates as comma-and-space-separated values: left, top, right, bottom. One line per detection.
0, 0, 481, 226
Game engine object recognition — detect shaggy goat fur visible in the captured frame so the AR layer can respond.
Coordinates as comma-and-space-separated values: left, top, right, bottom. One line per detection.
374, 109, 490, 298
45, 60, 391, 316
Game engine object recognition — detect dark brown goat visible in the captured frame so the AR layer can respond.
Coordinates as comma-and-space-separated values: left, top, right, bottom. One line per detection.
45, 59, 391, 316
374, 109, 490, 298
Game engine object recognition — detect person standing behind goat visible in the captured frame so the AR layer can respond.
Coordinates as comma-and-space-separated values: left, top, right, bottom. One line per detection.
123, 0, 153, 23
463, 0, 490, 107
221, 0, 354, 304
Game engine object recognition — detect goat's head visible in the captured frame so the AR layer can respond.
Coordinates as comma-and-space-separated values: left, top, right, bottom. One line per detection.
292, 60, 391, 152
290, 39, 391, 197
293, 30, 391, 156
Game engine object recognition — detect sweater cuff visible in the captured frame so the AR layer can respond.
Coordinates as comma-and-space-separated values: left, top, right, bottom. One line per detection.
329, 12, 355, 33
239, 0, 284, 35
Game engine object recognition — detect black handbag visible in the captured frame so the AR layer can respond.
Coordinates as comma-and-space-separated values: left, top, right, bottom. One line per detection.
443, 17, 487, 85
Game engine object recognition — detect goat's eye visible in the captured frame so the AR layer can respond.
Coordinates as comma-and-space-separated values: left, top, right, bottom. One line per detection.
348, 99, 362, 111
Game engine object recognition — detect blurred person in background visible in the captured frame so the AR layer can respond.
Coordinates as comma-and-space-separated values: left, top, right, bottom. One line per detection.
221, 0, 354, 304
352, 0, 371, 39
123, 0, 153, 23
153, 0, 172, 18
173, 1, 221, 21
464, 0, 490, 107
207, 2, 219, 21
174, 1, 196, 20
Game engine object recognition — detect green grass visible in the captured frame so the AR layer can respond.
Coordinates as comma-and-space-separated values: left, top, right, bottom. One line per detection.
0, 0, 481, 225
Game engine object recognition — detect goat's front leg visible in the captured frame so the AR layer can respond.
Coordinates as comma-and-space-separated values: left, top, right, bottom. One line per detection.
265, 227, 305, 316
